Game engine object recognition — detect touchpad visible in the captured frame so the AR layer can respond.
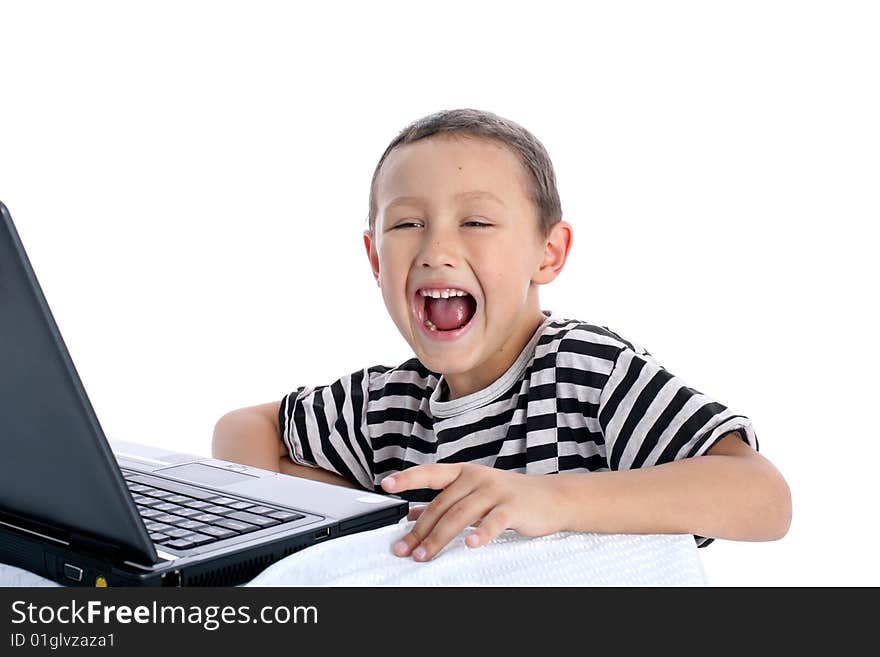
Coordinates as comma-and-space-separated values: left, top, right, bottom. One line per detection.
155, 462, 255, 486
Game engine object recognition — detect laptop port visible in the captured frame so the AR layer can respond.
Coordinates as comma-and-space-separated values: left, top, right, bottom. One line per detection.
161, 570, 182, 587
313, 528, 330, 541
63, 563, 83, 582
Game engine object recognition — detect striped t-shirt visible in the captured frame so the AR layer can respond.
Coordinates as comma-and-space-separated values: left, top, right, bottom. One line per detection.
279, 311, 759, 548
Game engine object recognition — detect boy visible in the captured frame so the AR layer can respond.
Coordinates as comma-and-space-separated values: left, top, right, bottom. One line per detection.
212, 108, 791, 563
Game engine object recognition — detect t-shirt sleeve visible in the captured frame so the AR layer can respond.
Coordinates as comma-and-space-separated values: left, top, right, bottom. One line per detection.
597, 342, 759, 548
278, 367, 376, 491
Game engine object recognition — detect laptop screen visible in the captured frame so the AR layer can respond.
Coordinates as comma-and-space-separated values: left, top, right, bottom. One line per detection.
0, 202, 157, 564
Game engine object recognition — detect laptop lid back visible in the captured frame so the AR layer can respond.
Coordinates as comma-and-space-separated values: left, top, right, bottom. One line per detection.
0, 201, 157, 564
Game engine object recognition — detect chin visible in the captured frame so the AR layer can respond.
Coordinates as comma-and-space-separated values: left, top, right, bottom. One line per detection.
415, 349, 477, 375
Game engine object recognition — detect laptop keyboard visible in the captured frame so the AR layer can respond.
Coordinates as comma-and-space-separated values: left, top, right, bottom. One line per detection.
121, 470, 306, 551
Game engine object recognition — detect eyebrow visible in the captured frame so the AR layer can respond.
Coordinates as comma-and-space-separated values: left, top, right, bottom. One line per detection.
384, 190, 507, 211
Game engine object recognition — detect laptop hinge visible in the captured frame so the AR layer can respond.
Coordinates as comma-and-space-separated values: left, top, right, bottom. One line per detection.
68, 531, 125, 558
0, 509, 149, 565
0, 509, 71, 546
69, 531, 161, 567
0, 517, 70, 546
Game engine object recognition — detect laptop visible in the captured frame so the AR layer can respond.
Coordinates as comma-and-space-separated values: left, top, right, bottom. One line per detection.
0, 201, 408, 587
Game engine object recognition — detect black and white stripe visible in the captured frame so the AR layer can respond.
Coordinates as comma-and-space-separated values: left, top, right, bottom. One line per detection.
279, 313, 758, 548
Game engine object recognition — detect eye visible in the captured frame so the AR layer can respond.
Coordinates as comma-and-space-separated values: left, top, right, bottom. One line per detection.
390, 219, 492, 230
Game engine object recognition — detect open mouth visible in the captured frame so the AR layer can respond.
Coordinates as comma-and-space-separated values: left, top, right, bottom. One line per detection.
414, 287, 478, 335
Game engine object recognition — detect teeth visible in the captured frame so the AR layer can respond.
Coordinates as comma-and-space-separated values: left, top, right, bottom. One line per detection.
419, 288, 468, 298
419, 288, 470, 333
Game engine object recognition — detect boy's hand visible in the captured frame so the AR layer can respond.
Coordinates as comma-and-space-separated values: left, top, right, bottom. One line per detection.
380, 464, 564, 562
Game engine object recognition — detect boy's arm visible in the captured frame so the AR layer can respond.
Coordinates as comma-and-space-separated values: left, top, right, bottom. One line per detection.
553, 431, 792, 541
211, 401, 360, 489
383, 432, 792, 562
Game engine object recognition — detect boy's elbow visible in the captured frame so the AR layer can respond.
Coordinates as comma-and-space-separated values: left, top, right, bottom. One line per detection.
211, 411, 237, 459
210, 404, 286, 472
767, 472, 792, 541
211, 408, 258, 459
743, 453, 791, 541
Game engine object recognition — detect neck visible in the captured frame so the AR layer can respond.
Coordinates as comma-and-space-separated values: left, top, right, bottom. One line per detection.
443, 307, 547, 401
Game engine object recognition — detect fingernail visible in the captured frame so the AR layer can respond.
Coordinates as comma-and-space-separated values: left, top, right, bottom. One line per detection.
466, 533, 480, 548
393, 540, 408, 556
383, 476, 396, 489
412, 545, 427, 561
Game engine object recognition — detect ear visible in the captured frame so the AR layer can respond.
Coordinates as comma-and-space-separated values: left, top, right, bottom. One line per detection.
363, 230, 381, 286
532, 220, 573, 285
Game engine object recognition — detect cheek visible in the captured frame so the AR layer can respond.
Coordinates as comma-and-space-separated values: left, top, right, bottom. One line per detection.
474, 257, 536, 306
376, 254, 409, 302
475, 251, 530, 287
377, 251, 400, 279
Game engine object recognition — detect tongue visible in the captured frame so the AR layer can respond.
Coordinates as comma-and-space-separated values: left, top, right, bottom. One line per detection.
425, 296, 476, 331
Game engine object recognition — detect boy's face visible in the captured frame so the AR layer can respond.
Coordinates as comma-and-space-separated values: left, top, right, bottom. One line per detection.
364, 135, 570, 399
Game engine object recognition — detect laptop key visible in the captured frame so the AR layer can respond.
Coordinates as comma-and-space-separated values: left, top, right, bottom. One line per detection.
166, 495, 194, 504
267, 510, 305, 522
154, 502, 187, 513
177, 520, 210, 531
152, 513, 181, 524
165, 538, 195, 550
183, 532, 214, 547
136, 497, 165, 508
172, 507, 202, 518
215, 518, 259, 533
182, 500, 213, 510
149, 532, 170, 542
227, 501, 254, 510
200, 526, 238, 539
226, 511, 280, 528
123, 475, 216, 500
166, 528, 196, 538
145, 489, 176, 500
145, 522, 174, 532
203, 505, 234, 515
139, 508, 163, 519
245, 506, 276, 515
192, 513, 223, 523
207, 496, 238, 505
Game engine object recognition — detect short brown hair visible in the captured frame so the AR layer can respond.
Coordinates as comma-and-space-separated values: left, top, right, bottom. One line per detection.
367, 108, 562, 240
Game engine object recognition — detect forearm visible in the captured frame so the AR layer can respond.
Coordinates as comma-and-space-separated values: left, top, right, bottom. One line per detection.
552, 454, 792, 542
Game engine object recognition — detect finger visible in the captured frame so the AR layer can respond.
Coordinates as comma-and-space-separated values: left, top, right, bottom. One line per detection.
395, 504, 481, 557
406, 505, 427, 521
410, 495, 494, 562
464, 505, 510, 549
393, 480, 475, 557
381, 464, 462, 494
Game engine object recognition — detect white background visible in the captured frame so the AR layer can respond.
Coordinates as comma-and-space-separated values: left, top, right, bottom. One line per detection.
1, 1, 877, 586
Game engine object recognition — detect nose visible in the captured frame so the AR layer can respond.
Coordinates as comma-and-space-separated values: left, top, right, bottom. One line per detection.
417, 225, 461, 269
